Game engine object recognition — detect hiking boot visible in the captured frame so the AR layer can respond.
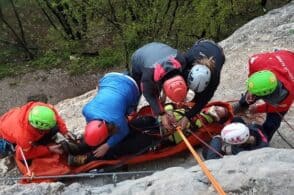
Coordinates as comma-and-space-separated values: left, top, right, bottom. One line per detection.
68, 154, 88, 166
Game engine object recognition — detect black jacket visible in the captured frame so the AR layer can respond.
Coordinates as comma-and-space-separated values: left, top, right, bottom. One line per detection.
184, 40, 225, 118
131, 42, 186, 116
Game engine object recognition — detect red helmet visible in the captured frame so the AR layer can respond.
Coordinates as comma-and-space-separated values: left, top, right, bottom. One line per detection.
163, 75, 187, 103
84, 120, 108, 146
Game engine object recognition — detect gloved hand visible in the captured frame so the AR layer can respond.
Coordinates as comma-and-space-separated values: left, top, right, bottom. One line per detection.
248, 104, 258, 114
245, 92, 256, 104
239, 92, 250, 108
64, 132, 77, 142
176, 116, 190, 130
160, 113, 176, 132
222, 143, 232, 155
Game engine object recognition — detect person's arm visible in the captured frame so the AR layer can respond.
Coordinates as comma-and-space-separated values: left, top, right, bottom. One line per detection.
255, 102, 291, 113
54, 113, 68, 135
106, 119, 129, 148
141, 70, 164, 116
185, 79, 219, 118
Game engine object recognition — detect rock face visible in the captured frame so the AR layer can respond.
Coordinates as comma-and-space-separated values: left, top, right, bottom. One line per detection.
1, 148, 294, 195
0, 2, 293, 195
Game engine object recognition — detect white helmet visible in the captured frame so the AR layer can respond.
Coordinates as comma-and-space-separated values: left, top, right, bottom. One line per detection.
221, 123, 250, 145
187, 64, 211, 93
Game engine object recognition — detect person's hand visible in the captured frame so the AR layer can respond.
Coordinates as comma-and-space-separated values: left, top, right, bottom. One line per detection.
161, 113, 176, 131
222, 143, 232, 155
64, 131, 77, 142
93, 143, 110, 158
48, 144, 63, 154
176, 116, 190, 130
248, 104, 258, 114
245, 92, 256, 104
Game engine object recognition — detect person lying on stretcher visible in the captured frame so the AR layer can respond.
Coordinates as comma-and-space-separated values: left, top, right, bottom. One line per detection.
202, 117, 268, 160
62, 103, 230, 166
160, 103, 229, 144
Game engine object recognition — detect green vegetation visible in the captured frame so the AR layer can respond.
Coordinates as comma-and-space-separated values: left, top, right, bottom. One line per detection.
0, 0, 290, 79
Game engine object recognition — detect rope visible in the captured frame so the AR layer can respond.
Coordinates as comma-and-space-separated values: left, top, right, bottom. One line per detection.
176, 127, 226, 195
186, 129, 223, 158
0, 170, 156, 181
275, 111, 294, 132
274, 111, 294, 148
276, 130, 294, 148
19, 147, 32, 177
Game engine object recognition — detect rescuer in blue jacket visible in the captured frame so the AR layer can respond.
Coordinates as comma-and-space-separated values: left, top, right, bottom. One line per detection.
81, 72, 140, 158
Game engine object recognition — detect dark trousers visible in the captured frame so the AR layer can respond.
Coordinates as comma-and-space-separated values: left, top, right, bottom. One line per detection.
85, 131, 157, 161
104, 131, 157, 160
202, 137, 223, 160
82, 116, 160, 161
262, 112, 286, 141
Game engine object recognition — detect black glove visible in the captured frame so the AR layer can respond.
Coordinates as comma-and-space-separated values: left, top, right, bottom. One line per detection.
238, 92, 250, 108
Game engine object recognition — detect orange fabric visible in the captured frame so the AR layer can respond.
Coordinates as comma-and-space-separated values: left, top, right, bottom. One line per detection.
0, 102, 68, 160
15, 145, 52, 161
15, 101, 233, 183
16, 153, 71, 183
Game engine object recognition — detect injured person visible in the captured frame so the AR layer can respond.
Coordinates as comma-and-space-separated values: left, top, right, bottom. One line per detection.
62, 102, 231, 166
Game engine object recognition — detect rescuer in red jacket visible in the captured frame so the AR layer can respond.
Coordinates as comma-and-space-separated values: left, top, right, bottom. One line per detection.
0, 101, 72, 160
236, 50, 294, 141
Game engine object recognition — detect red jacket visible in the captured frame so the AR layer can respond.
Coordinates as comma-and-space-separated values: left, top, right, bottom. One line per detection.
248, 50, 294, 113
0, 102, 68, 160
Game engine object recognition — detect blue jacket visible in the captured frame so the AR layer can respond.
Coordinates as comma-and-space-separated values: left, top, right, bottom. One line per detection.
82, 73, 139, 148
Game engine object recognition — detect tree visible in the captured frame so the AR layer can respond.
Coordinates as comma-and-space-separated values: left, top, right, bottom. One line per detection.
0, 0, 34, 59
38, 0, 89, 40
